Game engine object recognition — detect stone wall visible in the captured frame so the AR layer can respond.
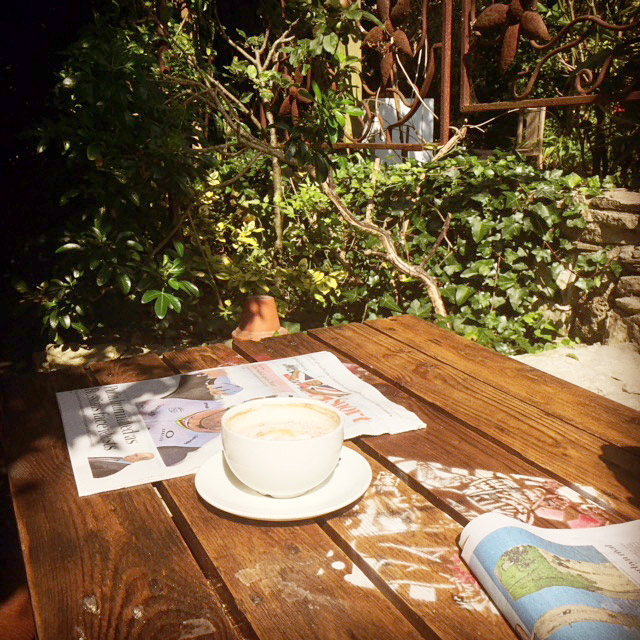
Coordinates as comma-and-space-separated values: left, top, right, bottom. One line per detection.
573, 188, 640, 346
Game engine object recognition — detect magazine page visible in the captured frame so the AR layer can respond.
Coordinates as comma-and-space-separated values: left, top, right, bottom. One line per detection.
57, 351, 425, 496
459, 512, 640, 640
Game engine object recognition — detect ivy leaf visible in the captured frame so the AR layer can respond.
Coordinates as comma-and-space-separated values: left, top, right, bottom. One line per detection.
455, 285, 475, 305
564, 173, 581, 188
470, 192, 490, 204
498, 273, 518, 290
470, 216, 493, 242
532, 203, 560, 225
379, 293, 402, 312
507, 286, 525, 309
323, 33, 339, 54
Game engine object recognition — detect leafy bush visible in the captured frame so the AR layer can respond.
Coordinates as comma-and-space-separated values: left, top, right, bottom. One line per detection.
184, 149, 613, 354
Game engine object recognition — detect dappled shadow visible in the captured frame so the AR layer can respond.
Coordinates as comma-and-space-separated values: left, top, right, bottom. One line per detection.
600, 444, 640, 510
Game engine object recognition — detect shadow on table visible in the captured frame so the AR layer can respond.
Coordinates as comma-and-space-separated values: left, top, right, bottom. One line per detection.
196, 494, 363, 528
600, 445, 640, 509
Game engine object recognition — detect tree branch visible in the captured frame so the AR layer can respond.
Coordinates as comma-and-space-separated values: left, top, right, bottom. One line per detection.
322, 173, 447, 316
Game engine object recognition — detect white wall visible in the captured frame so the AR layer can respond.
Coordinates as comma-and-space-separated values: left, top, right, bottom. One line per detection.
368, 97, 435, 164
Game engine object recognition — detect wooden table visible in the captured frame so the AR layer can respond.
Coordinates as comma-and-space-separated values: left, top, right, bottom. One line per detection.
2, 316, 639, 640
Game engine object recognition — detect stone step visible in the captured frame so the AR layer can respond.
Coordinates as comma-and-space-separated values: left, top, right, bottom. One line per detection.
589, 188, 640, 213
616, 275, 640, 297
578, 224, 640, 245
583, 208, 639, 230
615, 297, 640, 314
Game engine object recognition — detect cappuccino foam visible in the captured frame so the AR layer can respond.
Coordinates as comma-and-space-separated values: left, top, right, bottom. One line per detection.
226, 403, 340, 440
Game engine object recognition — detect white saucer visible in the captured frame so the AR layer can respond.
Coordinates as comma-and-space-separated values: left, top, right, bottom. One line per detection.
194, 447, 372, 521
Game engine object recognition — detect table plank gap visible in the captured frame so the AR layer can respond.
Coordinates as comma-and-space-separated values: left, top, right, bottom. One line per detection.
323, 443, 516, 640
352, 437, 468, 528
231, 338, 553, 639
155, 482, 261, 640
89, 353, 261, 639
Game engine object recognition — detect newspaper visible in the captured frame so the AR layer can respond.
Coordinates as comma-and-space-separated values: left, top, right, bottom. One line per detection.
57, 351, 425, 496
459, 512, 640, 640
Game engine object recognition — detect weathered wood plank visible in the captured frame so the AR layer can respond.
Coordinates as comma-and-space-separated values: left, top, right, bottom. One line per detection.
234, 334, 626, 527
159, 345, 429, 640
367, 315, 640, 448
307, 322, 640, 520
90, 353, 258, 640
1, 368, 246, 640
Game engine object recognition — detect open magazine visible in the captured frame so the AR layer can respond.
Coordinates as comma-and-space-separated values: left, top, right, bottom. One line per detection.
459, 512, 640, 640
57, 351, 425, 496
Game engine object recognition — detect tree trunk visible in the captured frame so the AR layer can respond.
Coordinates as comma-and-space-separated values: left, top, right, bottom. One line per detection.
266, 110, 284, 253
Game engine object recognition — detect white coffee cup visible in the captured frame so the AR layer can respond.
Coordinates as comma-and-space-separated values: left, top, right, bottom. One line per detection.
221, 397, 344, 498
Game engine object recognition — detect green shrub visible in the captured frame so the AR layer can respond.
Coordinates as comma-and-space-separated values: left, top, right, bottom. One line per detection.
185, 149, 614, 354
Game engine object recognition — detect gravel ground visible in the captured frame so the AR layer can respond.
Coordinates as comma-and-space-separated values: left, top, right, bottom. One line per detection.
512, 342, 640, 411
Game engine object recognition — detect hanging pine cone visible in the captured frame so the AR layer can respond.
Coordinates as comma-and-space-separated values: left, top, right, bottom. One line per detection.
473, 0, 552, 73
521, 11, 551, 40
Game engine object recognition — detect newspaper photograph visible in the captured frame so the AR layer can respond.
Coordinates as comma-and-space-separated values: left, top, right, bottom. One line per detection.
57, 351, 425, 496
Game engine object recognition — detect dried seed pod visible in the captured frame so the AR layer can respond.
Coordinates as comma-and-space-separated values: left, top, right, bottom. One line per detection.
339, 0, 354, 7
521, 10, 551, 40
509, 0, 524, 20
392, 29, 413, 56
291, 99, 300, 123
294, 88, 313, 104
364, 26, 386, 47
500, 23, 520, 72
523, 0, 538, 9
385, 18, 394, 33
390, 0, 412, 24
378, 0, 391, 21
380, 51, 394, 85
473, 3, 510, 31
278, 96, 292, 117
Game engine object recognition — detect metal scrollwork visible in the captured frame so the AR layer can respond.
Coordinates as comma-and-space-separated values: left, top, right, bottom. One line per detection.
462, 0, 640, 112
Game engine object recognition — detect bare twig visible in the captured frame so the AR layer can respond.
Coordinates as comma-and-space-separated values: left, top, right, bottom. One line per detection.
150, 214, 187, 259
210, 152, 261, 189
365, 157, 382, 222
264, 18, 301, 69
432, 125, 468, 162
420, 213, 452, 268
322, 173, 447, 316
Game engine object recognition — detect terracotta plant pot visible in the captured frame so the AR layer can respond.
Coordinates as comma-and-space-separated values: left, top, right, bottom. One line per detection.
232, 296, 288, 342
